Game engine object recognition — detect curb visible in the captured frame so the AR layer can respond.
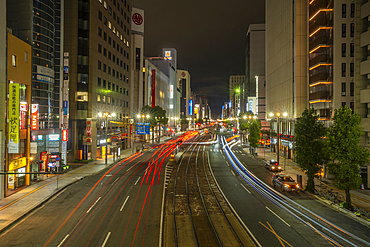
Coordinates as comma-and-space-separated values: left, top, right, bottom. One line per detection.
312, 194, 370, 227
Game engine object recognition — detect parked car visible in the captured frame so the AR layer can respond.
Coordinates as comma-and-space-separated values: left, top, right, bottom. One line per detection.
265, 159, 282, 172
272, 174, 300, 192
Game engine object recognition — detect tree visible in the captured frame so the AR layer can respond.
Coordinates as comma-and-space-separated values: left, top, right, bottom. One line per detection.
141, 105, 168, 142
326, 106, 369, 209
295, 108, 326, 193
180, 115, 188, 131
248, 119, 261, 154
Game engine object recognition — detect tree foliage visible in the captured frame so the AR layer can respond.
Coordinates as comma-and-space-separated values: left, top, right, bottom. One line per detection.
141, 105, 168, 126
326, 106, 369, 209
249, 119, 261, 149
295, 108, 326, 193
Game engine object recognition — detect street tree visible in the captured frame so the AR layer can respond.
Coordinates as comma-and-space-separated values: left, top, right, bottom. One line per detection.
248, 119, 261, 155
141, 105, 168, 141
295, 107, 326, 193
326, 106, 370, 209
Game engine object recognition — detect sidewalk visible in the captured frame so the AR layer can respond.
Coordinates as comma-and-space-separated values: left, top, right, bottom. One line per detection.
243, 145, 370, 214
0, 148, 135, 233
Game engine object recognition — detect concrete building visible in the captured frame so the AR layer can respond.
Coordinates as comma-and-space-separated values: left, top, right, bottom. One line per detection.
0, 0, 6, 198
245, 24, 265, 108
177, 69, 191, 118
266, 0, 308, 119
64, 0, 132, 162
229, 75, 245, 117
5, 32, 32, 196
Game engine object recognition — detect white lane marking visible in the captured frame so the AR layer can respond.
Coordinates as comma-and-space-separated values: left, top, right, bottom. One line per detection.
57, 234, 69, 247
241, 183, 251, 194
86, 197, 101, 213
265, 206, 291, 227
134, 176, 141, 185
120, 196, 130, 211
101, 232, 111, 247
112, 177, 119, 185
126, 164, 135, 172
105, 175, 112, 177
230, 170, 235, 176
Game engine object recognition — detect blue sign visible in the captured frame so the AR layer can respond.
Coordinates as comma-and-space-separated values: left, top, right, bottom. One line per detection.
189, 99, 193, 116
137, 123, 150, 135
83, 145, 88, 160
63, 101, 68, 108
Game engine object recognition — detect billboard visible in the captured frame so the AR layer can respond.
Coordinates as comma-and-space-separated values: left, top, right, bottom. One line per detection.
189, 99, 193, 116
131, 8, 144, 34
31, 104, 39, 130
8, 83, 19, 153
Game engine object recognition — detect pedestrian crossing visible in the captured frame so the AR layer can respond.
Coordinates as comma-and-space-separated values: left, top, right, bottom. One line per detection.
208, 149, 245, 154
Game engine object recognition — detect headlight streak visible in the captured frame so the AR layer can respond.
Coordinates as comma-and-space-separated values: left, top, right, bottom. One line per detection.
221, 136, 369, 247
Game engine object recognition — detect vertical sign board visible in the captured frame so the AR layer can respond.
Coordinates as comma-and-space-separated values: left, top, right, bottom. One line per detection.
170, 85, 174, 99
86, 118, 92, 144
31, 104, 38, 130
8, 83, 19, 153
62, 129, 68, 141
61, 52, 69, 164
82, 145, 88, 160
151, 69, 156, 108
189, 99, 193, 116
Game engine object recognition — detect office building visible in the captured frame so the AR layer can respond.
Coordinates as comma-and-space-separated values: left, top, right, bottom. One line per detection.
229, 75, 245, 117
177, 69, 191, 118
64, 0, 132, 162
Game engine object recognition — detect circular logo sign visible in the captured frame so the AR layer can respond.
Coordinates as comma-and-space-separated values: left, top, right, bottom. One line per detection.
181, 72, 186, 77
132, 13, 143, 26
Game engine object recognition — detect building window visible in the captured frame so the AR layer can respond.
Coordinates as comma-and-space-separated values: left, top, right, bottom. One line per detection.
350, 63, 354, 77
113, 40, 116, 48
109, 6, 112, 15
342, 102, 346, 107
350, 23, 354, 37
342, 43, 346, 57
108, 21, 111, 29
108, 81, 111, 90
104, 16, 107, 26
350, 43, 354, 57
98, 60, 102, 70
97, 94, 101, 102
108, 36, 111, 45
108, 66, 111, 75
116, 85, 119, 92
98, 44, 102, 53
351, 3, 355, 18
103, 64, 106, 72
350, 102, 354, 112
135, 48, 141, 70
342, 82, 346, 96
112, 98, 115, 105
24, 52, 28, 63
342, 24, 346, 37
103, 48, 106, 57
112, 83, 115, 92
120, 87, 122, 93
350, 82, 354, 96
102, 95, 106, 103
108, 97, 111, 104
12, 55, 16, 67
342, 4, 346, 18
342, 63, 346, 77
104, 1, 107, 9
108, 51, 111, 60
98, 77, 101, 86
112, 69, 115, 77
104, 32, 107, 41
99, 10, 102, 21
103, 79, 106, 88
98, 27, 102, 37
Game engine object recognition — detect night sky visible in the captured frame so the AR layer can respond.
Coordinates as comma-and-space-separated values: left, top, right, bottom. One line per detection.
133, 0, 265, 116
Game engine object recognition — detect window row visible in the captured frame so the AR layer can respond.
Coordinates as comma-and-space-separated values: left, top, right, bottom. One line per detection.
341, 43, 355, 57
342, 23, 355, 38
341, 82, 355, 97
97, 43, 129, 67
97, 60, 129, 81
342, 3, 355, 18
97, 77, 129, 94
97, 95, 130, 108
341, 63, 354, 77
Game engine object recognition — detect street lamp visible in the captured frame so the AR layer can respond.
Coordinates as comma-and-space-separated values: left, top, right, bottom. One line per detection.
269, 112, 287, 170
98, 112, 115, 165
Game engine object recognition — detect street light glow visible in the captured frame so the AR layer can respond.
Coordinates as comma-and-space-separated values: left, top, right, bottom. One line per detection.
283, 112, 288, 117
111, 113, 116, 117
98, 112, 102, 117
269, 112, 274, 117
243, 116, 247, 119
137, 114, 141, 118
276, 112, 281, 117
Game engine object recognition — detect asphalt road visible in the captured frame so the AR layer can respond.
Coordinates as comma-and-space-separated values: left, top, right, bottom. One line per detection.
0, 145, 172, 247
208, 135, 370, 246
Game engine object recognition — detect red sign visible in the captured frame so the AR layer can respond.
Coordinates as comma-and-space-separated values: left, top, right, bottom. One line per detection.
31, 135, 36, 141
62, 129, 68, 141
132, 13, 143, 25
50, 155, 59, 159
40, 151, 47, 171
86, 118, 92, 144
181, 72, 186, 77
152, 69, 156, 108
31, 104, 38, 130
20, 102, 27, 112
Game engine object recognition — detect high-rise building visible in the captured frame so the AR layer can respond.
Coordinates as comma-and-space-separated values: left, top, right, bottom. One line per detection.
177, 69, 191, 118
64, 0, 132, 162
266, 0, 308, 119
229, 75, 245, 117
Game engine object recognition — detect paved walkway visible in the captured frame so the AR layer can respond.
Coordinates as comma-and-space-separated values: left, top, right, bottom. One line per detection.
244, 145, 370, 213
0, 148, 135, 233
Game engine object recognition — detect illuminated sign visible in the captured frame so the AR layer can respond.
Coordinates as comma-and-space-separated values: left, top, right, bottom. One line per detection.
62, 129, 68, 141
189, 100, 193, 116
31, 104, 39, 130
49, 134, 60, 141
20, 102, 27, 112
86, 118, 92, 144
8, 83, 20, 153
170, 85, 173, 99
32, 135, 36, 141
100, 139, 107, 144
164, 51, 172, 60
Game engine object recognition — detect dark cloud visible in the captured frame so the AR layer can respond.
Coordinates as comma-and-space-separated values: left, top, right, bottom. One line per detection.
133, 0, 265, 115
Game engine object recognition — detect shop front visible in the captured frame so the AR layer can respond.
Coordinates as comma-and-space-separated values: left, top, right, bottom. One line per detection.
7, 157, 27, 191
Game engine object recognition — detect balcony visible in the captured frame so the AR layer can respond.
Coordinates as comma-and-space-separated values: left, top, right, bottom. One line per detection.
309, 54, 330, 68
309, 35, 332, 52
309, 71, 331, 84
309, 17, 329, 34
309, 90, 332, 102
309, 0, 332, 19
